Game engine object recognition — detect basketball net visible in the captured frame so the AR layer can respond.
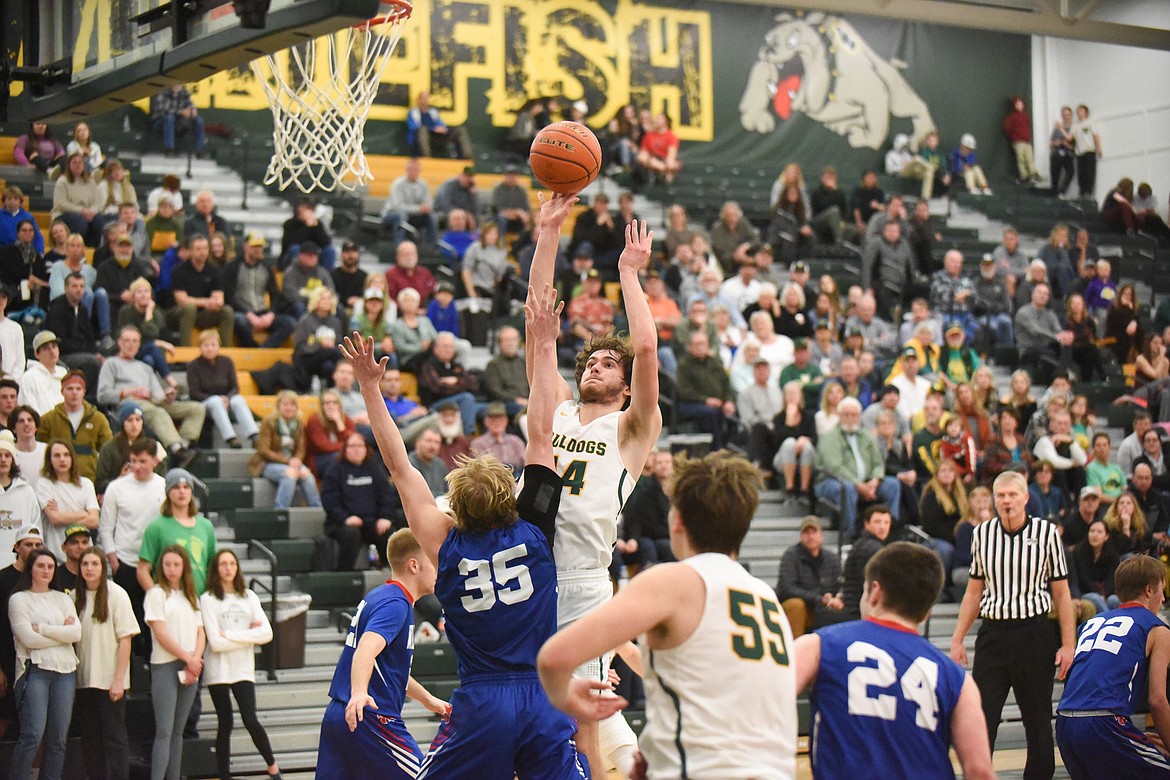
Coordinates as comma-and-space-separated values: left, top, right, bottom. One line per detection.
250, 0, 412, 193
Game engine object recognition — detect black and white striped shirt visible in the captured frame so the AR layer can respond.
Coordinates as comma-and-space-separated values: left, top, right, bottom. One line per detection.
970, 516, 1068, 620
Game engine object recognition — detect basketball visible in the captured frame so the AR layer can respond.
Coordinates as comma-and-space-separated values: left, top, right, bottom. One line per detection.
528, 121, 603, 193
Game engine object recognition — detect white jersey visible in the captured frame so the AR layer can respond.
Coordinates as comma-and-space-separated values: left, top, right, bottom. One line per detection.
549, 400, 635, 572
641, 553, 797, 780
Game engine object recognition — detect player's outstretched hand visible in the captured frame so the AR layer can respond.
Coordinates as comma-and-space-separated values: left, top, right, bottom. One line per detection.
1054, 645, 1073, 681
561, 678, 628, 722
340, 332, 389, 386
422, 692, 452, 721
525, 284, 564, 344
537, 191, 580, 232
345, 693, 377, 732
618, 219, 654, 276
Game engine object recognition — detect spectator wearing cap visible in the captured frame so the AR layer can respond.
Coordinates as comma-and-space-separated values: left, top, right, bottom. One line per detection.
36, 438, 99, 564
37, 370, 113, 483
384, 240, 436, 306
562, 268, 616, 364
223, 232, 297, 349
470, 402, 525, 475
972, 254, 1015, 350
407, 91, 473, 160
778, 338, 823, 397
555, 243, 597, 302
168, 233, 234, 347
738, 357, 782, 467
426, 282, 466, 350
676, 329, 737, 451
182, 190, 230, 246
145, 193, 184, 256
417, 333, 482, 435
381, 157, 437, 245
492, 165, 532, 237
776, 516, 847, 637
280, 239, 336, 318
351, 286, 397, 359
787, 262, 817, 311
570, 193, 624, 266
137, 468, 217, 595
929, 249, 979, 343
281, 198, 335, 270
96, 234, 152, 323
94, 405, 169, 495
320, 431, 403, 570
643, 270, 682, 376
949, 133, 991, 195
249, 391, 323, 510
1014, 258, 1052, 312
814, 397, 902, 536
50, 523, 93, 590
186, 330, 259, 450
433, 166, 480, 228
97, 325, 205, 466
483, 326, 529, 419
292, 286, 345, 381
1, 526, 44, 715
331, 240, 368, 315
1063, 484, 1104, 548
889, 346, 932, 421
938, 323, 982, 390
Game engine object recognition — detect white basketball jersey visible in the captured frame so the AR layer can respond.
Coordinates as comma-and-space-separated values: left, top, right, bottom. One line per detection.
549, 400, 635, 571
641, 553, 797, 780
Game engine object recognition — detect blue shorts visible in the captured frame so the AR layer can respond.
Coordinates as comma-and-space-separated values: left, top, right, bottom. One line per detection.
417, 676, 587, 780
1057, 714, 1170, 780
317, 699, 424, 780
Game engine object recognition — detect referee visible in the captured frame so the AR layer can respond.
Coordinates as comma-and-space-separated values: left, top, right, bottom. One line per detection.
949, 470, 1075, 780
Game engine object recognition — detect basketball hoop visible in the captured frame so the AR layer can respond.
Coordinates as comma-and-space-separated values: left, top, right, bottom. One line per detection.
250, 0, 412, 193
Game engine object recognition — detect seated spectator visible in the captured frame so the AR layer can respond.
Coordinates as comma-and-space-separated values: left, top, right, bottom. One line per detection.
19, 332, 67, 415
52, 153, 102, 245
37, 370, 113, 483
388, 287, 437, 371
219, 233, 295, 349
1130, 463, 1170, 549
306, 390, 355, 476
151, 84, 207, 157
380, 158, 436, 245
815, 380, 844, 436
36, 440, 99, 557
808, 166, 850, 245
116, 277, 177, 382
1069, 519, 1121, 614
1033, 409, 1087, 499
384, 240, 435, 306
0, 186, 45, 260
1102, 178, 1170, 240
1063, 293, 1105, 383
719, 259, 761, 317
862, 384, 909, 444
491, 165, 531, 237
1104, 283, 1143, 365
561, 269, 615, 364
96, 235, 151, 324
843, 294, 898, 366
406, 91, 472, 159
598, 102, 640, 175
776, 515, 847, 638
738, 356, 781, 468
433, 166, 480, 228
167, 234, 233, 347
433, 400, 472, 470
810, 322, 843, 378
293, 287, 344, 382
938, 415, 977, 484
417, 332, 481, 435
461, 222, 507, 298
1133, 429, 1170, 492
770, 380, 816, 500
1086, 432, 1127, 505
636, 112, 681, 184
146, 175, 185, 217
183, 192, 230, 251
1015, 283, 1073, 384
145, 195, 184, 258
0, 220, 41, 317
249, 391, 322, 510
611, 449, 676, 581
911, 394, 945, 484
814, 398, 901, 535
1118, 410, 1153, 477
949, 133, 991, 195
321, 432, 403, 570
1083, 259, 1117, 324
711, 304, 745, 369
570, 194, 623, 267
14, 121, 66, 174
675, 330, 736, 450
746, 310, 793, 379
482, 326, 529, 419
97, 325, 205, 466
185, 331, 257, 450
889, 347, 931, 422
873, 406, 919, 524
96, 159, 137, 217
331, 241, 368, 316
425, 282, 461, 342
469, 402, 525, 475
280, 241, 335, 318
1065, 485, 1105, 548
45, 271, 106, 390
350, 287, 396, 358
399, 425, 445, 499
708, 201, 760, 275
1103, 491, 1149, 558
439, 208, 478, 268
917, 458, 967, 574
375, 366, 433, 444
280, 199, 335, 271
94, 405, 168, 495
840, 505, 893, 617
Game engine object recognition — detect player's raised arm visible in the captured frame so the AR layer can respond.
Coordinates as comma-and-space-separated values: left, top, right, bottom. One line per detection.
617, 219, 663, 446
524, 283, 563, 471
340, 333, 452, 563
525, 193, 577, 398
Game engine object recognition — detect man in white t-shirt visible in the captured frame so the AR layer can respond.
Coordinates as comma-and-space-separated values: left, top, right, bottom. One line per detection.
99, 437, 166, 651
0, 286, 24, 381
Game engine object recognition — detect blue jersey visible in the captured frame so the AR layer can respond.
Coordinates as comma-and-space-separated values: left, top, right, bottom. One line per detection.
435, 463, 561, 681
327, 581, 415, 713
1060, 603, 1169, 716
811, 618, 967, 780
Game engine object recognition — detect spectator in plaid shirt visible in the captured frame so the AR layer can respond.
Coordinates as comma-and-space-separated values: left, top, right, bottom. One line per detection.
152, 85, 207, 157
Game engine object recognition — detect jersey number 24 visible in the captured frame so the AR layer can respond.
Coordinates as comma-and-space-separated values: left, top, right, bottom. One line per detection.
847, 641, 940, 731
458, 544, 534, 613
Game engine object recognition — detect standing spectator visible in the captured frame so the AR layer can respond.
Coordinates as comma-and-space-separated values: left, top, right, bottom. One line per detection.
136, 469, 217, 595
7, 549, 80, 780
200, 550, 282, 780
96, 326, 204, 466
305, 390, 355, 476
1071, 104, 1103, 199
52, 153, 102, 245
1069, 519, 1120, 614
380, 158, 436, 245
1002, 97, 1042, 184
432, 166, 480, 227
840, 505, 892, 617
292, 287, 344, 383
469, 402, 525, 475
775, 516, 846, 637
72, 546, 138, 780
36, 440, 99, 562
98, 437, 165, 653
152, 84, 206, 157
169, 234, 233, 346
280, 199, 334, 270
383, 240, 435, 306
949, 134, 991, 195
37, 371, 112, 483
13, 121, 65, 174
144, 545, 205, 780
0, 431, 42, 565
94, 406, 168, 496
223, 232, 296, 349
185, 331, 258, 449
1049, 106, 1076, 197
320, 433, 402, 570
249, 392, 323, 510
406, 91, 472, 159
737, 357, 781, 468
13, 408, 47, 494
814, 398, 901, 535
948, 470, 1074, 780
861, 221, 915, 323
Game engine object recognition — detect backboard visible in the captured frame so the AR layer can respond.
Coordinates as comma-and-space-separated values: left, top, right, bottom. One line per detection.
2, 0, 385, 123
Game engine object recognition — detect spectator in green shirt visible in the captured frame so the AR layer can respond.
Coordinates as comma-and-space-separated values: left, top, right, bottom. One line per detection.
1086, 432, 1127, 506
136, 469, 217, 595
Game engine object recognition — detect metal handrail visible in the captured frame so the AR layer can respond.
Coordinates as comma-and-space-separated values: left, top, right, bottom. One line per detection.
248, 539, 279, 681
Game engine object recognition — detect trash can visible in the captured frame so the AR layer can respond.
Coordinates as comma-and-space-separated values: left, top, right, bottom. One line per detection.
274, 593, 312, 669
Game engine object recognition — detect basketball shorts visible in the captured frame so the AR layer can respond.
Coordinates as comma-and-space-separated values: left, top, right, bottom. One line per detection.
317, 699, 424, 780
1057, 713, 1170, 780
557, 568, 614, 681
417, 675, 588, 780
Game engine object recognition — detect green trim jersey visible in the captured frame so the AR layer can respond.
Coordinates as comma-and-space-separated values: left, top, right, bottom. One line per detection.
549, 400, 633, 572
640, 553, 797, 779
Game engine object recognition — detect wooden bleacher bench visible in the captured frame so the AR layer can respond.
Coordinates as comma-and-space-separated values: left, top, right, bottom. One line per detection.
0, 136, 17, 166
168, 346, 292, 371
243, 393, 320, 419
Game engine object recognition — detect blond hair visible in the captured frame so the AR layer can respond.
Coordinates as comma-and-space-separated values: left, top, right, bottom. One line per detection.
445, 455, 518, 534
